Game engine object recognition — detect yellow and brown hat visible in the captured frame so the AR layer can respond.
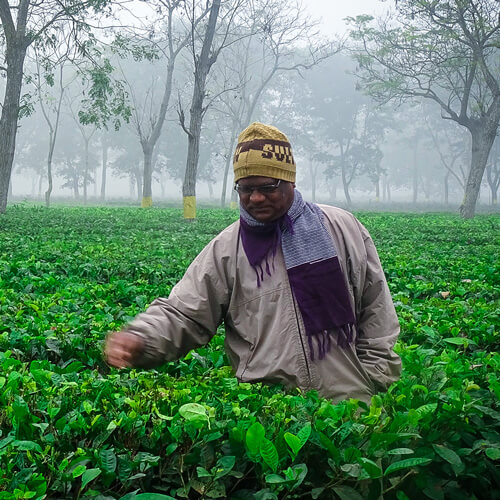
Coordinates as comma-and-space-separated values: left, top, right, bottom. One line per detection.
233, 122, 296, 183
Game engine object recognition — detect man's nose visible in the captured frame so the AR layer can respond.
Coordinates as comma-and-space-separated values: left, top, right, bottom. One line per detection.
249, 189, 266, 203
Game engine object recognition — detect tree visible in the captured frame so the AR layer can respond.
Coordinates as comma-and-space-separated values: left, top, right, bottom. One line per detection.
423, 106, 470, 205
66, 88, 97, 204
31, 29, 79, 207
9, 101, 46, 198
298, 56, 387, 206
349, 0, 500, 217
100, 129, 112, 201
116, 1, 209, 208
179, 0, 238, 219
110, 146, 144, 202
486, 134, 500, 204
0, 0, 117, 213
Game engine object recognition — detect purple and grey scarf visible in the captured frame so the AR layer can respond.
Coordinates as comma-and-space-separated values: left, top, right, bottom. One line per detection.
239, 190, 356, 361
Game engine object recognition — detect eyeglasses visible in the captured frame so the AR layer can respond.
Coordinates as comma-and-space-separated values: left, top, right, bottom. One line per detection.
234, 179, 281, 195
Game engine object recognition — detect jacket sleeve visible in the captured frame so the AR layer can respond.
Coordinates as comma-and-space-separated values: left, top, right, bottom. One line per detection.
123, 235, 233, 368
354, 221, 402, 392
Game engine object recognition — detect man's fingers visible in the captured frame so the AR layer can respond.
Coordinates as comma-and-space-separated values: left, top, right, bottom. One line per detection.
104, 331, 144, 368
106, 353, 131, 369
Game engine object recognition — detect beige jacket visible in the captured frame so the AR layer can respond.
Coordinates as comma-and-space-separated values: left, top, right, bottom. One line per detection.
127, 205, 401, 403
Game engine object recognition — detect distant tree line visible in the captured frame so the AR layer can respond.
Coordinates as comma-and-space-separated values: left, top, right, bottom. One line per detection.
1, 0, 498, 218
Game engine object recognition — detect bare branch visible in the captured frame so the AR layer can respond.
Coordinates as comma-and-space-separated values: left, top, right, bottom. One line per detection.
176, 93, 192, 138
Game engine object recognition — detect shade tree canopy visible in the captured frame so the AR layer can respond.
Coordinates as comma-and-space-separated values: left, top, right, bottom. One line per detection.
348, 0, 500, 217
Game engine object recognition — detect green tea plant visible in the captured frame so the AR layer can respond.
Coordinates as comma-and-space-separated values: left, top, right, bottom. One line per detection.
0, 207, 498, 499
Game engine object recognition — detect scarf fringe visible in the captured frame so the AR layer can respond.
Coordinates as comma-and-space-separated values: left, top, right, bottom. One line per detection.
308, 325, 355, 360
336, 324, 354, 349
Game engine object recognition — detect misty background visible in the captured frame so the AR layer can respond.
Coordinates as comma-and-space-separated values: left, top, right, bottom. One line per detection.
1, 0, 499, 212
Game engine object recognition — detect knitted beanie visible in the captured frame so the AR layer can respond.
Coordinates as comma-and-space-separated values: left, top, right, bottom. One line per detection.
233, 122, 296, 182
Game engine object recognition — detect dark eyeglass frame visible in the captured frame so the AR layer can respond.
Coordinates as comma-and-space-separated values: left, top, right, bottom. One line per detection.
234, 179, 281, 195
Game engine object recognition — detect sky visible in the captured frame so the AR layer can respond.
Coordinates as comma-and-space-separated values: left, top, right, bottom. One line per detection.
118, 1, 390, 39
302, 0, 388, 36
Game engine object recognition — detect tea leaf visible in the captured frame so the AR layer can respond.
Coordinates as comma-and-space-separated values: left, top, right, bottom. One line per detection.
284, 432, 303, 458
246, 422, 265, 457
100, 449, 117, 473
81, 468, 101, 489
387, 448, 415, 455
260, 438, 279, 472
127, 494, 177, 500
358, 457, 382, 478
333, 485, 364, 500
385, 458, 432, 476
72, 465, 86, 478
485, 448, 500, 460
433, 444, 462, 467
297, 423, 312, 446
179, 403, 209, 423
12, 440, 42, 453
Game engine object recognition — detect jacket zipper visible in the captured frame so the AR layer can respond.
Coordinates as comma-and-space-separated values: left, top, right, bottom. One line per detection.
291, 293, 312, 387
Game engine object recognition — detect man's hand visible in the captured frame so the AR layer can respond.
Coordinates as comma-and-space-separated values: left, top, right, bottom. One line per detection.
104, 331, 144, 368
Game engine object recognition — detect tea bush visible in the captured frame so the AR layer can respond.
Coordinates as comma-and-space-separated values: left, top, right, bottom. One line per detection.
0, 207, 498, 499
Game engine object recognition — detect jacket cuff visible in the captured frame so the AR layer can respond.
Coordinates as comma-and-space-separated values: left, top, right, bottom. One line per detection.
128, 331, 164, 369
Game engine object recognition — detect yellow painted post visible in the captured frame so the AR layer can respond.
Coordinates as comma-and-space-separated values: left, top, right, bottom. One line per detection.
141, 196, 153, 208
183, 196, 196, 219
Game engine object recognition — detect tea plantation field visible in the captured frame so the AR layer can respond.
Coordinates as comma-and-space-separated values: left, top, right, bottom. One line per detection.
0, 206, 498, 500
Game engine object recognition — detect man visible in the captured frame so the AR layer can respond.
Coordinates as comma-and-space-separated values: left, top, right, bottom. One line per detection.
105, 122, 401, 403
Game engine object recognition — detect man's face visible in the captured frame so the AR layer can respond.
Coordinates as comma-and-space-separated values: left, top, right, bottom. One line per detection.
236, 176, 295, 223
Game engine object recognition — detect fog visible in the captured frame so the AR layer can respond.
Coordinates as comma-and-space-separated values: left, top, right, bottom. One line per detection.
2, 0, 499, 212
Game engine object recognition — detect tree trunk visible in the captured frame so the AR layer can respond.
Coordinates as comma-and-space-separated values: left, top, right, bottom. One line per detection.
83, 140, 89, 204
220, 123, 238, 207
230, 187, 238, 209
374, 178, 380, 201
421, 175, 430, 201
487, 159, 499, 205
183, 108, 202, 218
412, 143, 418, 204
101, 142, 108, 202
129, 175, 135, 198
444, 171, 450, 206
328, 182, 337, 202
45, 130, 54, 208
45, 123, 60, 208
93, 166, 98, 196
341, 165, 352, 206
142, 145, 154, 207
182, 0, 221, 220
140, 58, 176, 208
38, 173, 43, 198
135, 171, 143, 203
486, 144, 499, 205
0, 45, 27, 213
42, 76, 64, 208
208, 181, 214, 199
73, 170, 79, 200
160, 171, 166, 198
460, 125, 497, 218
